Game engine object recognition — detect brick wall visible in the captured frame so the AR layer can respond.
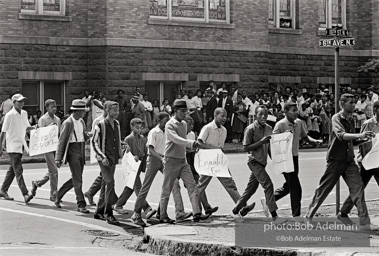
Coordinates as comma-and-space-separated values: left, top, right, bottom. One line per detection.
0, 0, 89, 38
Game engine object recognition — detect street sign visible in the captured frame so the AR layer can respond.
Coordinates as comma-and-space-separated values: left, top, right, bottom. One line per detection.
326, 28, 349, 37
319, 38, 355, 47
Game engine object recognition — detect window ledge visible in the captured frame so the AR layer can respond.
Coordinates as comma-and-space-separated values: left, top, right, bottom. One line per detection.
18, 13, 72, 22
269, 28, 302, 35
148, 18, 235, 29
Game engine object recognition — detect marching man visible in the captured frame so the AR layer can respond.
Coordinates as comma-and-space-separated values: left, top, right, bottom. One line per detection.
0, 94, 36, 203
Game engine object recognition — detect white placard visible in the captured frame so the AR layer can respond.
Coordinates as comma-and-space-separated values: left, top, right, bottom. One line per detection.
29, 125, 59, 156
194, 149, 231, 177
121, 152, 141, 189
270, 132, 294, 174
362, 137, 379, 170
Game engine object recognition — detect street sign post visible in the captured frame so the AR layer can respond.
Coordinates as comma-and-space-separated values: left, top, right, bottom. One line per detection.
319, 27, 355, 215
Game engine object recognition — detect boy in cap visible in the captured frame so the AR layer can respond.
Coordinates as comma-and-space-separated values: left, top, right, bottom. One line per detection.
112, 118, 155, 217
55, 99, 90, 213
305, 94, 378, 230
0, 94, 36, 203
31, 99, 61, 202
131, 112, 191, 227
92, 101, 122, 225
159, 99, 205, 223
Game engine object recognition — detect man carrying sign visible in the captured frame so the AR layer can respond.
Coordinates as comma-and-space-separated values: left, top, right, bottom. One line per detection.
305, 94, 378, 230
197, 108, 241, 216
339, 100, 379, 225
0, 94, 36, 203
91, 101, 122, 225
232, 106, 285, 222
266, 102, 321, 218
30, 99, 61, 202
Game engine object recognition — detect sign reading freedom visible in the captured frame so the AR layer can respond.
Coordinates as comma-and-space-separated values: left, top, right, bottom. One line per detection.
194, 149, 231, 177
29, 125, 59, 156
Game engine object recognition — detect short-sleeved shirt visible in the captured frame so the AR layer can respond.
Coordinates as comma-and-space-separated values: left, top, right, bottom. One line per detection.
273, 117, 307, 156
327, 112, 355, 162
198, 120, 227, 148
1, 107, 30, 153
38, 112, 61, 130
147, 125, 165, 156
125, 132, 147, 160
243, 121, 272, 166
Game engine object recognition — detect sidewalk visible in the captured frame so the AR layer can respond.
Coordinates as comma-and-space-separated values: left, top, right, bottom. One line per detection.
143, 200, 379, 256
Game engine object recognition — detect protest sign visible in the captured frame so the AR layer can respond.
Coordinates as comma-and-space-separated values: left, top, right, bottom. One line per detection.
194, 149, 231, 177
362, 137, 379, 170
269, 132, 294, 174
121, 152, 141, 189
29, 125, 59, 156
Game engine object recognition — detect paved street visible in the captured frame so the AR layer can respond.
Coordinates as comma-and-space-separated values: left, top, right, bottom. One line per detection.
1, 149, 379, 255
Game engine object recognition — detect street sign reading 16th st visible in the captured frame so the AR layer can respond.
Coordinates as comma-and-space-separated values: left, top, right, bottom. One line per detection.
319, 38, 355, 47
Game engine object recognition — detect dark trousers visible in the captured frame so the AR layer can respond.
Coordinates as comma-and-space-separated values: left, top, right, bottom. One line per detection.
341, 163, 379, 215
56, 143, 86, 208
274, 156, 301, 217
115, 160, 150, 210
95, 162, 116, 217
306, 159, 370, 225
87, 173, 102, 197
1, 153, 28, 196
235, 160, 278, 213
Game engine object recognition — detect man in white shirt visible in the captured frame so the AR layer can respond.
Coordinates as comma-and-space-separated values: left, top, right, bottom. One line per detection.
0, 94, 35, 203
241, 91, 252, 106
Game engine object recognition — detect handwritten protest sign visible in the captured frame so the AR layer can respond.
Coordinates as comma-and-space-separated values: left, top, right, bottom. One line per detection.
194, 149, 231, 177
270, 132, 294, 174
121, 152, 141, 189
362, 137, 379, 170
29, 125, 59, 156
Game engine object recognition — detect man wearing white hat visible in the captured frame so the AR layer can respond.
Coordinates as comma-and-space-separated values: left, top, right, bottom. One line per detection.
55, 99, 90, 213
0, 94, 36, 203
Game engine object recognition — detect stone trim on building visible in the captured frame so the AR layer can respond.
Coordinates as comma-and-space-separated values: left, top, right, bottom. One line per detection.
269, 76, 301, 84
142, 73, 188, 81
317, 77, 352, 85
18, 71, 72, 81
197, 74, 240, 82
18, 13, 72, 22
1, 35, 379, 58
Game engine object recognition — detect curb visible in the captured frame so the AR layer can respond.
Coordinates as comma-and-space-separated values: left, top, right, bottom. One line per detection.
144, 231, 330, 256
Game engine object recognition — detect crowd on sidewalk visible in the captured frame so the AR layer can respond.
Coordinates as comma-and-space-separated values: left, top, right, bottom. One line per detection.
0, 82, 379, 231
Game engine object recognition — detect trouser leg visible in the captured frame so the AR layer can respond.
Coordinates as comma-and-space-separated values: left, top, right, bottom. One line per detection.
160, 158, 181, 220
306, 160, 343, 218
8, 153, 28, 196
87, 173, 102, 197
342, 162, 370, 225
179, 162, 201, 216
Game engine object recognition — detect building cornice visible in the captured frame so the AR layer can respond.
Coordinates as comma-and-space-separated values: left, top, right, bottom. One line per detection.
0, 35, 378, 57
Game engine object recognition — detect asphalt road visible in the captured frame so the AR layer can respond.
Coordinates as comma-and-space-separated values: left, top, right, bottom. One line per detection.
1, 149, 378, 255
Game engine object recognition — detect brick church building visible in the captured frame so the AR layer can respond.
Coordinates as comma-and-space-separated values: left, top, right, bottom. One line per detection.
0, 0, 378, 114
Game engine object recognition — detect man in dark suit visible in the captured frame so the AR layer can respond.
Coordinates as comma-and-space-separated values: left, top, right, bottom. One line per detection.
220, 90, 234, 142
205, 88, 218, 123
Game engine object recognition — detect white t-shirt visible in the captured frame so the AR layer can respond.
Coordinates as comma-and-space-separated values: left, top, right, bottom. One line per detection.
1, 108, 30, 153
